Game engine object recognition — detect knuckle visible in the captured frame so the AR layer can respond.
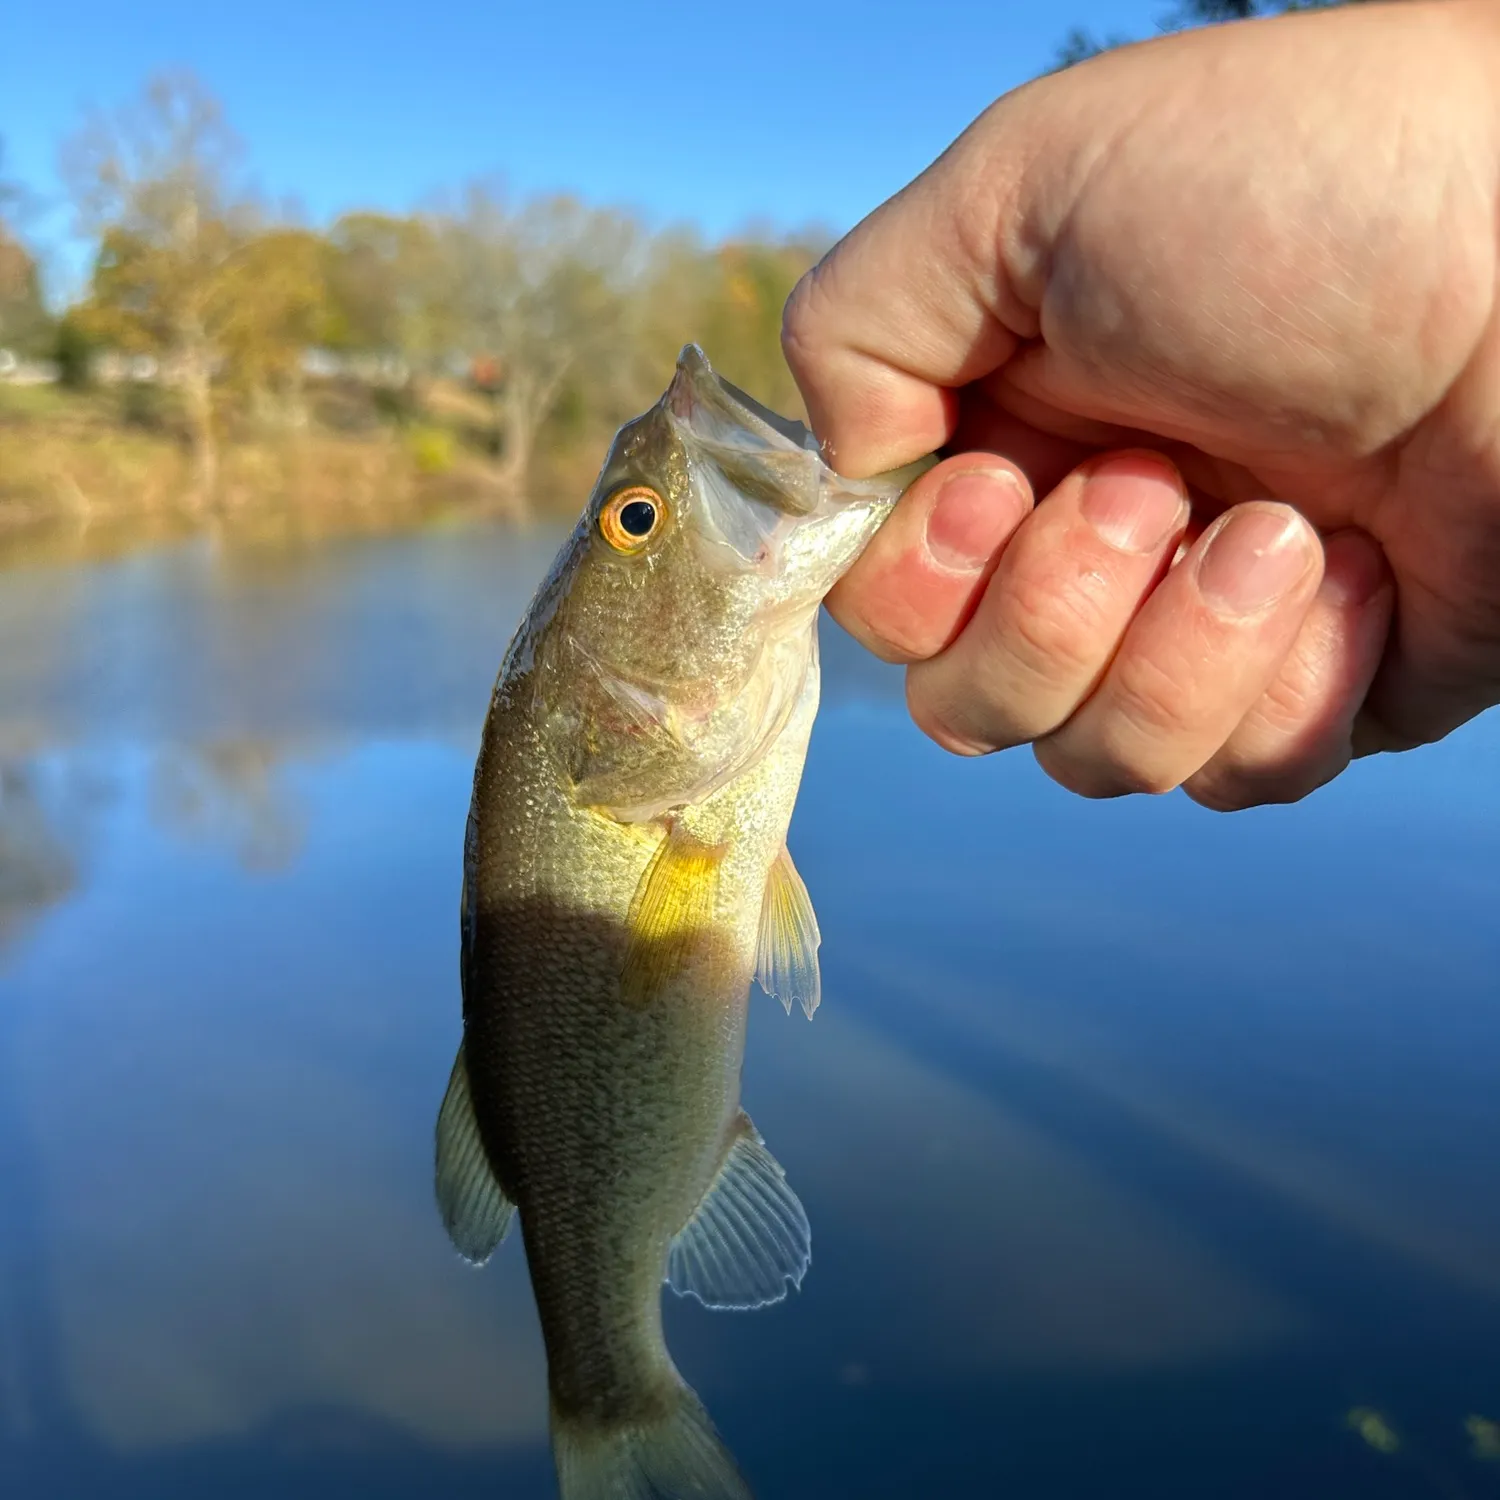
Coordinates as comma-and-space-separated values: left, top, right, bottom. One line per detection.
1186, 743, 1352, 812
1033, 733, 1183, 800
947, 168, 1009, 293
779, 262, 835, 377
1351, 708, 1422, 757
1031, 740, 1121, 799
1246, 646, 1326, 737
906, 671, 1001, 757
898, 566, 1117, 751
1128, 764, 1188, 797
1102, 650, 1198, 744
863, 616, 933, 665
1103, 757, 1185, 798
827, 580, 939, 665
1032, 650, 1206, 798
1182, 775, 1260, 813
992, 565, 1115, 685
900, 669, 1020, 756
869, 597, 946, 665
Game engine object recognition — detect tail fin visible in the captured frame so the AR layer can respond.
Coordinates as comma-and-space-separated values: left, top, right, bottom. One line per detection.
551, 1380, 752, 1500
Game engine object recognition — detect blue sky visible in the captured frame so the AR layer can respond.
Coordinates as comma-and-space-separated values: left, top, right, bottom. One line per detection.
2, 0, 1157, 289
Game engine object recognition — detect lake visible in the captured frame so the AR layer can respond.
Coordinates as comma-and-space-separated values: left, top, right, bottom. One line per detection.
1, 521, 1497, 1499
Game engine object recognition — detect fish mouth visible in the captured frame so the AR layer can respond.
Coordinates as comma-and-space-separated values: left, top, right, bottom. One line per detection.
665, 343, 932, 502
667, 344, 822, 492
662, 344, 918, 575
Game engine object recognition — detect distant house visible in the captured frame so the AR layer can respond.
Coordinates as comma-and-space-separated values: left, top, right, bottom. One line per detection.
298, 348, 410, 387
0, 348, 60, 385
94, 351, 162, 385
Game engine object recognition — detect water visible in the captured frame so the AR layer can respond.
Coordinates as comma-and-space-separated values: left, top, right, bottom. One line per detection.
1, 522, 1497, 1499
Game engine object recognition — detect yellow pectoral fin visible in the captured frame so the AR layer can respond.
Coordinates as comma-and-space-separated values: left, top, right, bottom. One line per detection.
620, 827, 729, 1009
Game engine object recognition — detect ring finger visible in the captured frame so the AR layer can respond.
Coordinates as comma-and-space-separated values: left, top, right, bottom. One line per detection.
1035, 501, 1325, 797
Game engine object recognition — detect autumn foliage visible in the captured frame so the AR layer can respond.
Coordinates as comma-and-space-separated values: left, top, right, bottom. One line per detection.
0, 73, 826, 520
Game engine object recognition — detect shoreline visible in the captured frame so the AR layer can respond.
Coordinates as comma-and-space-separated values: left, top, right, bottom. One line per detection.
0, 381, 604, 568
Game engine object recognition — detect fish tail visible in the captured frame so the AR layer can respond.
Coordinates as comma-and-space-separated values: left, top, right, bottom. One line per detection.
551, 1378, 752, 1500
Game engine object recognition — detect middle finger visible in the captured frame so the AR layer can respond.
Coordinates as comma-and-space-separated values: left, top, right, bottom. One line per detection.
906, 451, 1190, 754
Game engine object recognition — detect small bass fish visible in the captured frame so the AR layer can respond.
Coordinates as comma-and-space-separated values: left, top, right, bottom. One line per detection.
435, 346, 928, 1499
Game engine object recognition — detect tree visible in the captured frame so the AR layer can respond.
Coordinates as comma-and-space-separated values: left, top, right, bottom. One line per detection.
62, 72, 258, 505
321, 211, 450, 377
213, 227, 328, 425
633, 226, 827, 424
0, 139, 19, 223
0, 231, 48, 357
698, 232, 827, 417
1055, 0, 1375, 68
0, 141, 49, 357
434, 187, 642, 499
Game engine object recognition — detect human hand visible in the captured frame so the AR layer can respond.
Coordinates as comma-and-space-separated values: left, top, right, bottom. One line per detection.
783, 0, 1500, 808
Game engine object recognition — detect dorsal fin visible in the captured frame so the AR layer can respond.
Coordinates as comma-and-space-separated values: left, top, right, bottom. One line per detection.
434, 1045, 515, 1264
667, 1112, 811, 1310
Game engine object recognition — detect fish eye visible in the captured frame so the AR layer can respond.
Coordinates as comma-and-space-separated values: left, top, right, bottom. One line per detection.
599, 486, 665, 553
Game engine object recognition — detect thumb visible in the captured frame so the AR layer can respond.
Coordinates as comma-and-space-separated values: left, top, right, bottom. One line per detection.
780, 53, 1133, 478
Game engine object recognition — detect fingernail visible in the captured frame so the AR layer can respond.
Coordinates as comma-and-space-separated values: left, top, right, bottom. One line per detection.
925, 468, 1026, 573
1319, 528, 1388, 608
1078, 452, 1188, 554
1197, 505, 1316, 618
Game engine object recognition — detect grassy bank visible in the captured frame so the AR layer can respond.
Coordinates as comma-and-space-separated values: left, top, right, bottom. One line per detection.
0, 377, 609, 547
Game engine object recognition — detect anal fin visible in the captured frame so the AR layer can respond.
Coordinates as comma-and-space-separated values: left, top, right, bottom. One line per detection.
668, 1111, 811, 1310
755, 843, 821, 1019
435, 1044, 515, 1264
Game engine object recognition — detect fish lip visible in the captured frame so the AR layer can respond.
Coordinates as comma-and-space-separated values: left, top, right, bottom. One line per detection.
664, 344, 931, 515
667, 344, 821, 459
662, 344, 904, 575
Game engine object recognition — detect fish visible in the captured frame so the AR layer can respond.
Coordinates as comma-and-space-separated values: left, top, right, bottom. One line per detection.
435, 345, 931, 1500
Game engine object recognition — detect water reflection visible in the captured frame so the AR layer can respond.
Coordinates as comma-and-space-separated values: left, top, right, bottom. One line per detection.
0, 524, 1497, 1498
147, 743, 305, 873
0, 764, 79, 950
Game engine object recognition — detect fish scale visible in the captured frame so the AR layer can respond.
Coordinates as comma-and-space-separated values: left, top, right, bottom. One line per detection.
433, 345, 931, 1499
